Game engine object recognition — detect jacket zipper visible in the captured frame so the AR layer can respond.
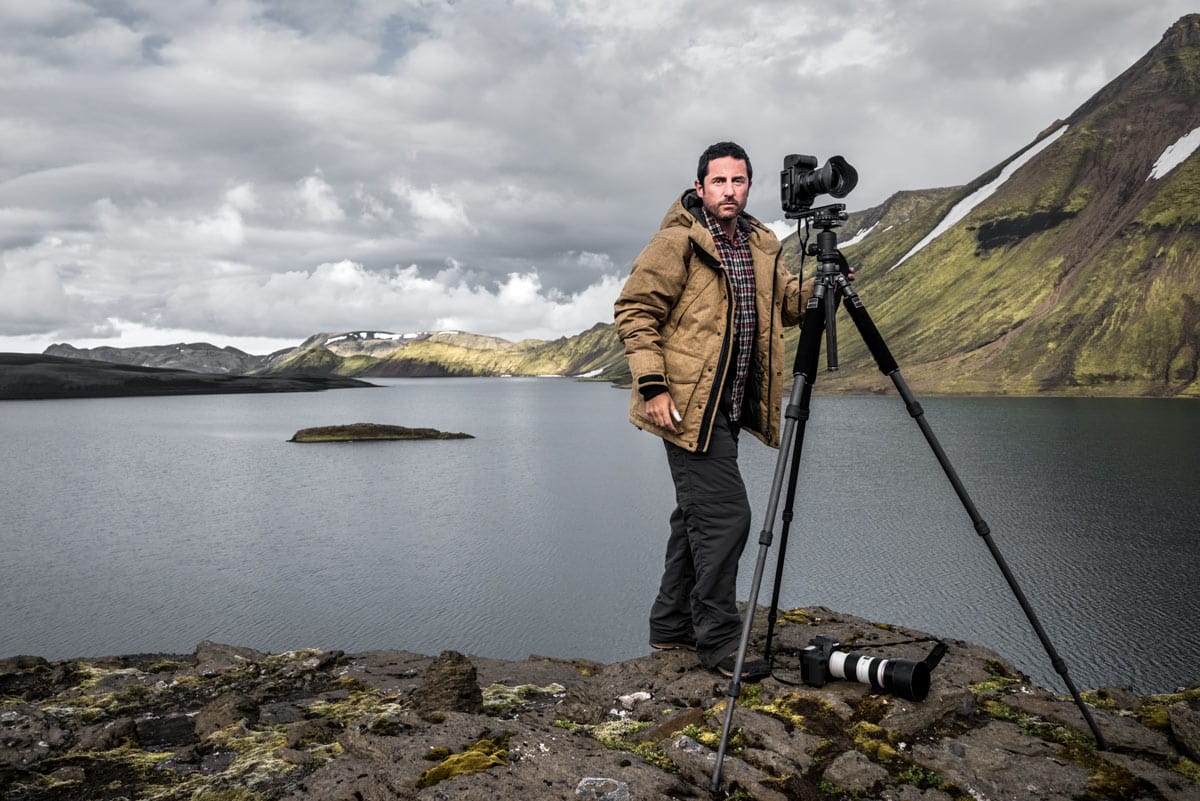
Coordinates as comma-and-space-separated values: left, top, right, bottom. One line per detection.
697, 267, 736, 452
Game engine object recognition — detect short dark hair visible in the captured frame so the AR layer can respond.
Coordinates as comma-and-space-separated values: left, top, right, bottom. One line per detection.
697, 141, 753, 184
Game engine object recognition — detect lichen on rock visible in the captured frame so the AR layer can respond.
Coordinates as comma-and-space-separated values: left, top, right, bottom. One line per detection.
2, 608, 1199, 801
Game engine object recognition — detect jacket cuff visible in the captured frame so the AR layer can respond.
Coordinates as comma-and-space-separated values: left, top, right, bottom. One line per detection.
637, 374, 669, 401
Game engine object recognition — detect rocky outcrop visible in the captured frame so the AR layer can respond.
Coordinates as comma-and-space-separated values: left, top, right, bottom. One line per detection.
1, 608, 1197, 801
288, 423, 473, 442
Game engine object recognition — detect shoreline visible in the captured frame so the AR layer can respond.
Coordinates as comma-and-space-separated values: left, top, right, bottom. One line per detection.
3, 607, 1198, 801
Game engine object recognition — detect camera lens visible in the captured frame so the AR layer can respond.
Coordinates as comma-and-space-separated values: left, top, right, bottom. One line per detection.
828, 651, 931, 702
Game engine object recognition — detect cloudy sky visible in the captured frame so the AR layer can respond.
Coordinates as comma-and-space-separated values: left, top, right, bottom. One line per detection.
1, 0, 1194, 353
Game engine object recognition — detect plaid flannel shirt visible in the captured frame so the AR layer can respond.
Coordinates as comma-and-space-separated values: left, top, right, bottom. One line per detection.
701, 208, 756, 422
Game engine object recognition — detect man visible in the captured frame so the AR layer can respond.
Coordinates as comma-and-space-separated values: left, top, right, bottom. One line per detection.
614, 141, 814, 680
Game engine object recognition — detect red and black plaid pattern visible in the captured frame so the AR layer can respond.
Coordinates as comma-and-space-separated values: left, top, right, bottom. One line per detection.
702, 208, 756, 421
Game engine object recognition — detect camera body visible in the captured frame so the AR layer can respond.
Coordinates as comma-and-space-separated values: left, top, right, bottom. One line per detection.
780, 154, 858, 216
799, 634, 841, 687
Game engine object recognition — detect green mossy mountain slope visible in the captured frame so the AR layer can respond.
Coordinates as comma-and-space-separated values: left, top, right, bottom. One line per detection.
263, 323, 625, 381
797, 14, 1200, 397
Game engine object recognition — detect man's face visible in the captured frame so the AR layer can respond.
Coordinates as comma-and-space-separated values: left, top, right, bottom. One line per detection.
695, 156, 751, 223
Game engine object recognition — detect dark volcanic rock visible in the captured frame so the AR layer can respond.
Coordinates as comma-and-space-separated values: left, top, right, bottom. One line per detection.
0, 609, 1196, 801
415, 650, 484, 714
195, 693, 259, 740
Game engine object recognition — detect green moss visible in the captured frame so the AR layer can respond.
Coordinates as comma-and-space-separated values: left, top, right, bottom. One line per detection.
777, 608, 814, 625
1057, 740, 1144, 799
897, 763, 946, 789
756, 691, 839, 731
980, 699, 1020, 721
330, 675, 367, 692
590, 718, 652, 747
308, 687, 406, 730
1174, 756, 1200, 783
1079, 689, 1121, 710
415, 735, 509, 789
849, 720, 901, 763
678, 722, 722, 750
481, 682, 565, 715
970, 672, 1022, 695
1136, 686, 1200, 730
737, 683, 763, 708
630, 742, 677, 772
1136, 156, 1200, 228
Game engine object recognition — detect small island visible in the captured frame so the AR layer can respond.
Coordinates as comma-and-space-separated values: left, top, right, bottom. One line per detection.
288, 422, 473, 443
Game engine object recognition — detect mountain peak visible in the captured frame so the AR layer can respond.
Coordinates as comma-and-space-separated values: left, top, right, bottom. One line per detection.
1162, 13, 1200, 47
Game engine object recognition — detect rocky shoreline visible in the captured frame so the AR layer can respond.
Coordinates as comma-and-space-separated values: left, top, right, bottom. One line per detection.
2, 607, 1197, 801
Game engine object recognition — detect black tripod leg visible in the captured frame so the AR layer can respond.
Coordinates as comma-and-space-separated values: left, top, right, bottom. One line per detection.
710, 292, 828, 793
837, 279, 1109, 750
764, 378, 813, 665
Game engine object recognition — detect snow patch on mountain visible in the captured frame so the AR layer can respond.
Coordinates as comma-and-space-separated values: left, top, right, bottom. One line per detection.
890, 124, 1069, 271
1148, 126, 1200, 180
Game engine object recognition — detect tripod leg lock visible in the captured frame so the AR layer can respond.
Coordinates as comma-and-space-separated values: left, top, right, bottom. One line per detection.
786, 403, 809, 421
974, 521, 991, 537
906, 400, 924, 418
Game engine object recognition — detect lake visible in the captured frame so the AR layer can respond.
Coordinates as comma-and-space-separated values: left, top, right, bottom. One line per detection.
1, 378, 1197, 695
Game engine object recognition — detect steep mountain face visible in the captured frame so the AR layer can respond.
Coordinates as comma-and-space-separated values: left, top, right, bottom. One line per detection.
802, 14, 1200, 397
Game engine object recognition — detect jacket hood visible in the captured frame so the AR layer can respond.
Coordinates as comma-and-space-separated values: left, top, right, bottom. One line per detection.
657, 189, 781, 258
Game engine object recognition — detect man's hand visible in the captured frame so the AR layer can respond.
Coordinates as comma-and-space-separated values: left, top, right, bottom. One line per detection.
645, 392, 679, 433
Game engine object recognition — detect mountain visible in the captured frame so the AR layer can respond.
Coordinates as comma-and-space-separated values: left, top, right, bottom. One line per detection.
791, 14, 1200, 397
0, 353, 372, 400
261, 324, 626, 380
43, 341, 279, 374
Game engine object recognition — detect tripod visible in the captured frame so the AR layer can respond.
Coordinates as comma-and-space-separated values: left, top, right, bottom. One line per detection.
709, 204, 1107, 793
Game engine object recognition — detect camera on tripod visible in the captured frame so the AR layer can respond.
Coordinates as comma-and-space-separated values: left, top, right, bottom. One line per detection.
798, 635, 945, 702
780, 154, 858, 217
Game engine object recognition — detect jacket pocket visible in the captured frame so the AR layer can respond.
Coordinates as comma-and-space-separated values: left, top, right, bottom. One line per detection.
663, 346, 706, 425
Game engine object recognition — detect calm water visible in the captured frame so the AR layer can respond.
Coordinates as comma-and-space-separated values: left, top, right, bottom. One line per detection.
1, 379, 1197, 695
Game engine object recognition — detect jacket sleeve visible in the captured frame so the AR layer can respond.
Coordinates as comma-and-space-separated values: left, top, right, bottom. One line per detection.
613, 232, 691, 401
781, 270, 812, 328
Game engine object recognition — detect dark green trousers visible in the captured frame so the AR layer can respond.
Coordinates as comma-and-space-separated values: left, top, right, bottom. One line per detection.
649, 412, 752, 668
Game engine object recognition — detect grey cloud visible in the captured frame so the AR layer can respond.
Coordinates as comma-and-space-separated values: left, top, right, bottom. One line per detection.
0, 0, 1195, 350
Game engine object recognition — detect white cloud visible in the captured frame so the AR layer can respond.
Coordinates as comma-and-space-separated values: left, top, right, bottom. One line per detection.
296, 173, 346, 223
145, 259, 624, 349
391, 179, 474, 232
0, 0, 1195, 351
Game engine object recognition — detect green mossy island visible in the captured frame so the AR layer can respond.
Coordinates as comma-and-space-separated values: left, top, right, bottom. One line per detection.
288, 423, 473, 442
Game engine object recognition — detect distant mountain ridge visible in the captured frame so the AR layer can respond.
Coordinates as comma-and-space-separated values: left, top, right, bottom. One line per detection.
35, 15, 1200, 398
44, 341, 277, 374
44, 325, 628, 382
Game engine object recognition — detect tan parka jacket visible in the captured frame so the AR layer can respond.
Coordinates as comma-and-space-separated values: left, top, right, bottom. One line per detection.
614, 190, 811, 452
